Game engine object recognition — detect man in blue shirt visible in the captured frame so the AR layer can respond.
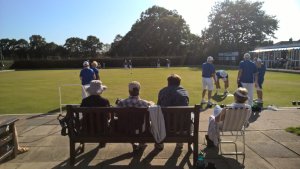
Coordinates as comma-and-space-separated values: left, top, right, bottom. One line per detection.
201, 56, 216, 105
80, 61, 96, 98
215, 70, 229, 95
237, 53, 258, 106
254, 58, 266, 103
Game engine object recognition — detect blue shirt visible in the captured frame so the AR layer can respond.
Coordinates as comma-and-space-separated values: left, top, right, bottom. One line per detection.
258, 64, 266, 84
91, 67, 99, 80
239, 60, 258, 83
80, 68, 94, 85
202, 62, 215, 78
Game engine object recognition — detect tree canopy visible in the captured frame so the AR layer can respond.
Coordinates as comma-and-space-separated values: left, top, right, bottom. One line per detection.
108, 5, 192, 57
202, 0, 278, 56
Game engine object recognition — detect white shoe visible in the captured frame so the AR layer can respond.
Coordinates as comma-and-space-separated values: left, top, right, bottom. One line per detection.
201, 100, 207, 104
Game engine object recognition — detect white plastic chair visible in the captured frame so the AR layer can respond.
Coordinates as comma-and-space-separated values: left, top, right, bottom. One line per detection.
218, 107, 251, 164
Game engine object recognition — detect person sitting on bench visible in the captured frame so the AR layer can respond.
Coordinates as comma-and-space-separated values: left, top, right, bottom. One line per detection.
116, 81, 154, 151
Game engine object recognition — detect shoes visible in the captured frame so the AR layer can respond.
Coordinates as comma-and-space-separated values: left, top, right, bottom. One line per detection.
205, 135, 215, 148
18, 147, 29, 154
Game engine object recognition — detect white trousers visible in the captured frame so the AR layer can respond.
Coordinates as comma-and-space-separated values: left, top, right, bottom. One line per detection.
241, 82, 254, 106
81, 85, 90, 99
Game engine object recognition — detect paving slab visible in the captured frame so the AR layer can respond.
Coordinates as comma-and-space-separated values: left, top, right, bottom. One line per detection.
265, 158, 300, 169
247, 141, 299, 158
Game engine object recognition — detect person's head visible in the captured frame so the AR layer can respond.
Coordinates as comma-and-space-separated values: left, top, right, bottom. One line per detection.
128, 81, 140, 96
86, 80, 107, 95
255, 57, 262, 67
83, 61, 89, 68
233, 87, 248, 103
91, 61, 98, 68
207, 56, 214, 63
243, 53, 251, 60
167, 74, 181, 87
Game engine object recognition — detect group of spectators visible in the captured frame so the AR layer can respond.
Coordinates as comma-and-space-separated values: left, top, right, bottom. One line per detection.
80, 73, 188, 151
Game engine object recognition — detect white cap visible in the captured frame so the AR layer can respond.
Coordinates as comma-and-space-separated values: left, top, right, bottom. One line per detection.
83, 61, 89, 67
207, 56, 214, 62
244, 53, 251, 60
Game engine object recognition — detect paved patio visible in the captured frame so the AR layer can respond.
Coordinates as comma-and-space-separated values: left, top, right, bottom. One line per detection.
1, 108, 300, 169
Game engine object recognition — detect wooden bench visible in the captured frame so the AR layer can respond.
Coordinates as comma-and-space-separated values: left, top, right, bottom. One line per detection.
0, 118, 18, 163
66, 104, 201, 166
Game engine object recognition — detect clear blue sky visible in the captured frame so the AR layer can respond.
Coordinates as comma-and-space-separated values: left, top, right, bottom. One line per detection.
1, 0, 300, 45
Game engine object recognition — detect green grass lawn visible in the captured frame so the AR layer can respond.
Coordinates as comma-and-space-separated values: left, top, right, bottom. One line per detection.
0, 67, 299, 114
285, 126, 300, 136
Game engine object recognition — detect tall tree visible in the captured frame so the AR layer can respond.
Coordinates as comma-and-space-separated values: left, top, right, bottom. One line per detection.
14, 39, 29, 60
202, 0, 278, 56
84, 35, 103, 57
0, 38, 17, 59
108, 6, 191, 57
64, 37, 85, 58
29, 35, 46, 59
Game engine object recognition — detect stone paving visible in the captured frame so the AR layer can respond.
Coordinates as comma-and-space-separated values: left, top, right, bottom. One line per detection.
0, 108, 300, 169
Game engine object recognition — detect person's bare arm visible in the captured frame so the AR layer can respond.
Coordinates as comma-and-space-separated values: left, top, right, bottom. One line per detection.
237, 70, 242, 84
215, 109, 226, 122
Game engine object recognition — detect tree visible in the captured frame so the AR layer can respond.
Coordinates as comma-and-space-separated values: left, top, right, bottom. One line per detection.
0, 38, 17, 59
14, 39, 29, 60
202, 0, 278, 56
29, 35, 46, 59
64, 37, 85, 58
108, 6, 191, 57
84, 35, 103, 57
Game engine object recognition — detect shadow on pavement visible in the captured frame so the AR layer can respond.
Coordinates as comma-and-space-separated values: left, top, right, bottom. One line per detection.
248, 111, 261, 123
212, 93, 227, 102
203, 146, 245, 169
52, 146, 192, 169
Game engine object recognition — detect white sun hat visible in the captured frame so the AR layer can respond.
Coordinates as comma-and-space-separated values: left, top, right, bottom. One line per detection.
86, 80, 107, 95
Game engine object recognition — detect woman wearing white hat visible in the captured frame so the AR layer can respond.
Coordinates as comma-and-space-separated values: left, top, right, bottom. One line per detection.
80, 80, 110, 148
81, 80, 109, 107
206, 87, 251, 147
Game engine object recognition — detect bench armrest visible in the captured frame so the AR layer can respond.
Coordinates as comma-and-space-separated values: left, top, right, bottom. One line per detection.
0, 118, 19, 128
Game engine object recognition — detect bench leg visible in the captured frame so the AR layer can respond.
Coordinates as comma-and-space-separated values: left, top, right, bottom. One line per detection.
193, 141, 198, 167
69, 140, 75, 166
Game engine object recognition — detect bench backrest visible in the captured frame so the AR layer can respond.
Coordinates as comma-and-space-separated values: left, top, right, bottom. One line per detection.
66, 105, 201, 139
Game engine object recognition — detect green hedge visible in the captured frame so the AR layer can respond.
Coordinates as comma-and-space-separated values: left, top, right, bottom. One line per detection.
11, 57, 193, 69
